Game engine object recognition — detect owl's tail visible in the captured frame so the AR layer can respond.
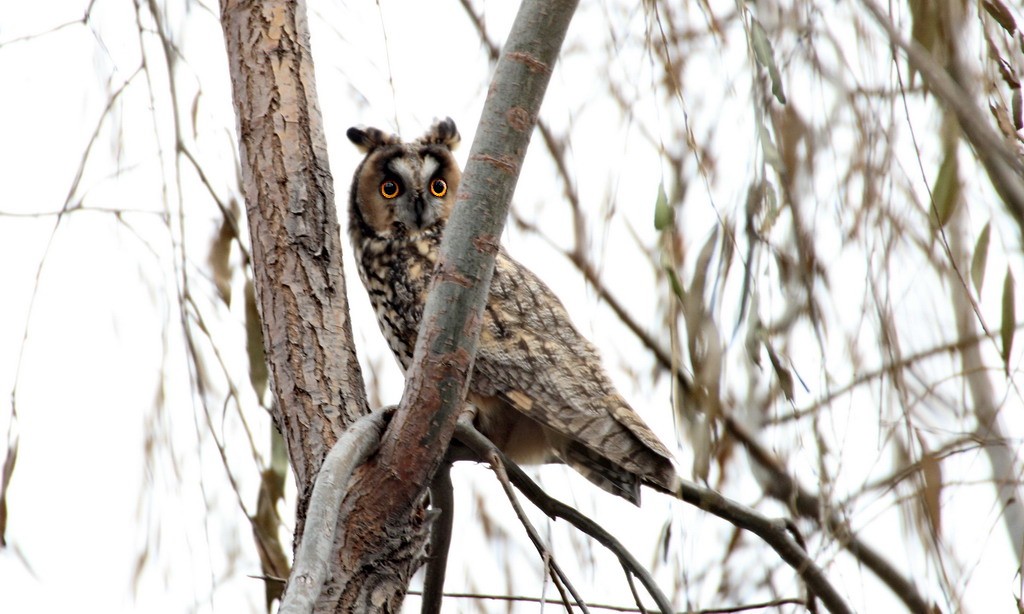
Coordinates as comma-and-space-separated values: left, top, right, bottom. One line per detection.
560, 439, 678, 506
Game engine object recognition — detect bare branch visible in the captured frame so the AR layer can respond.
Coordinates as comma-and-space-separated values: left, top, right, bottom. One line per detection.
409, 590, 805, 613
486, 440, 588, 614
723, 415, 932, 613
454, 419, 675, 614
279, 408, 390, 614
421, 463, 455, 614
521, 217, 932, 612
455, 417, 853, 613
662, 480, 849, 614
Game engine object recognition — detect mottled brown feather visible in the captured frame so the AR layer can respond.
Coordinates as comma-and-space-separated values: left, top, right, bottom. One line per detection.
347, 119, 676, 505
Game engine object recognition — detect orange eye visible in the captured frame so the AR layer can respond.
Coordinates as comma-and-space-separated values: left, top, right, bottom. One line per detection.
430, 178, 447, 198
380, 180, 400, 199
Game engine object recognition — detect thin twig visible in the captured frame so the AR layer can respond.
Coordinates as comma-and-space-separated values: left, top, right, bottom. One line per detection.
455, 419, 675, 614
482, 431, 589, 614
860, 0, 1024, 233
517, 215, 931, 612
621, 564, 649, 614
407, 590, 806, 613
456, 414, 853, 613
667, 479, 851, 614
781, 324, 1022, 423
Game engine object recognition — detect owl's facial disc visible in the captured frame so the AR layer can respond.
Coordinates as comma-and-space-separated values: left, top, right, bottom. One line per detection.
386, 153, 446, 233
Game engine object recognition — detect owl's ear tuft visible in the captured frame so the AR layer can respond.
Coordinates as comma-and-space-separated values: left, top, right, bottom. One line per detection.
418, 117, 460, 150
347, 126, 399, 153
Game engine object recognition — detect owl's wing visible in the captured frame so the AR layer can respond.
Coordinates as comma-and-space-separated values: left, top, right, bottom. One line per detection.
472, 249, 677, 501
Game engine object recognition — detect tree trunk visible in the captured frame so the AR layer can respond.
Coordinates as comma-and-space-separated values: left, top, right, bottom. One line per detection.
219, 0, 372, 593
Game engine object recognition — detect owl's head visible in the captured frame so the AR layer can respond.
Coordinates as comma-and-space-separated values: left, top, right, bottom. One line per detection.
347, 118, 462, 239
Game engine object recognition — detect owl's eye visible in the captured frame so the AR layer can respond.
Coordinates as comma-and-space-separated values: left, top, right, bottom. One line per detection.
429, 178, 448, 198
380, 180, 401, 199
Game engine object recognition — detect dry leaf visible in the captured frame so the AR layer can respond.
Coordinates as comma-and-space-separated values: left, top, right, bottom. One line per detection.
971, 222, 991, 294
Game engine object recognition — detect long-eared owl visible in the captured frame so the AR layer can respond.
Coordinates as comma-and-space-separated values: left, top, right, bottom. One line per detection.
346, 118, 676, 504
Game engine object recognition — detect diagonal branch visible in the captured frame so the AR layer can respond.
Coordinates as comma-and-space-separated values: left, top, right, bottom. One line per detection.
487, 444, 589, 614
454, 419, 675, 614
525, 221, 931, 612
723, 415, 931, 613
455, 418, 854, 614
330, 0, 581, 609
667, 478, 847, 614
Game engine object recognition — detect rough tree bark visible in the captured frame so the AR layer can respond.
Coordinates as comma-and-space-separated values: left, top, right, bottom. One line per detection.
218, 0, 369, 593
220, 0, 579, 611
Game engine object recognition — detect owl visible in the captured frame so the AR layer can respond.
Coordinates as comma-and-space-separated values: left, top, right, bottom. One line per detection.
346, 118, 676, 504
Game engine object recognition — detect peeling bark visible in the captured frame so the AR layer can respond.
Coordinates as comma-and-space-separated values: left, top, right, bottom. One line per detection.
219, 0, 370, 599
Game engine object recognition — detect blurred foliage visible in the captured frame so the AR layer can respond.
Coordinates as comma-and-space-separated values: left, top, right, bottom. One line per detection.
2, 0, 1023, 612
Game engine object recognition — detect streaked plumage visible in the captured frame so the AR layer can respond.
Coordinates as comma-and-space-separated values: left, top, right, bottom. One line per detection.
346, 118, 675, 504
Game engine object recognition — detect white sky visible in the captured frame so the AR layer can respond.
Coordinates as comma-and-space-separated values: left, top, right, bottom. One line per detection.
1, 0, 1022, 612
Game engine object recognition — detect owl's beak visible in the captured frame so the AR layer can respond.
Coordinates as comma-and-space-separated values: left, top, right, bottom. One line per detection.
412, 194, 427, 228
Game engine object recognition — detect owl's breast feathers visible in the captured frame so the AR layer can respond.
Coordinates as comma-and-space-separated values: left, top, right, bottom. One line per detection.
351, 222, 443, 369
